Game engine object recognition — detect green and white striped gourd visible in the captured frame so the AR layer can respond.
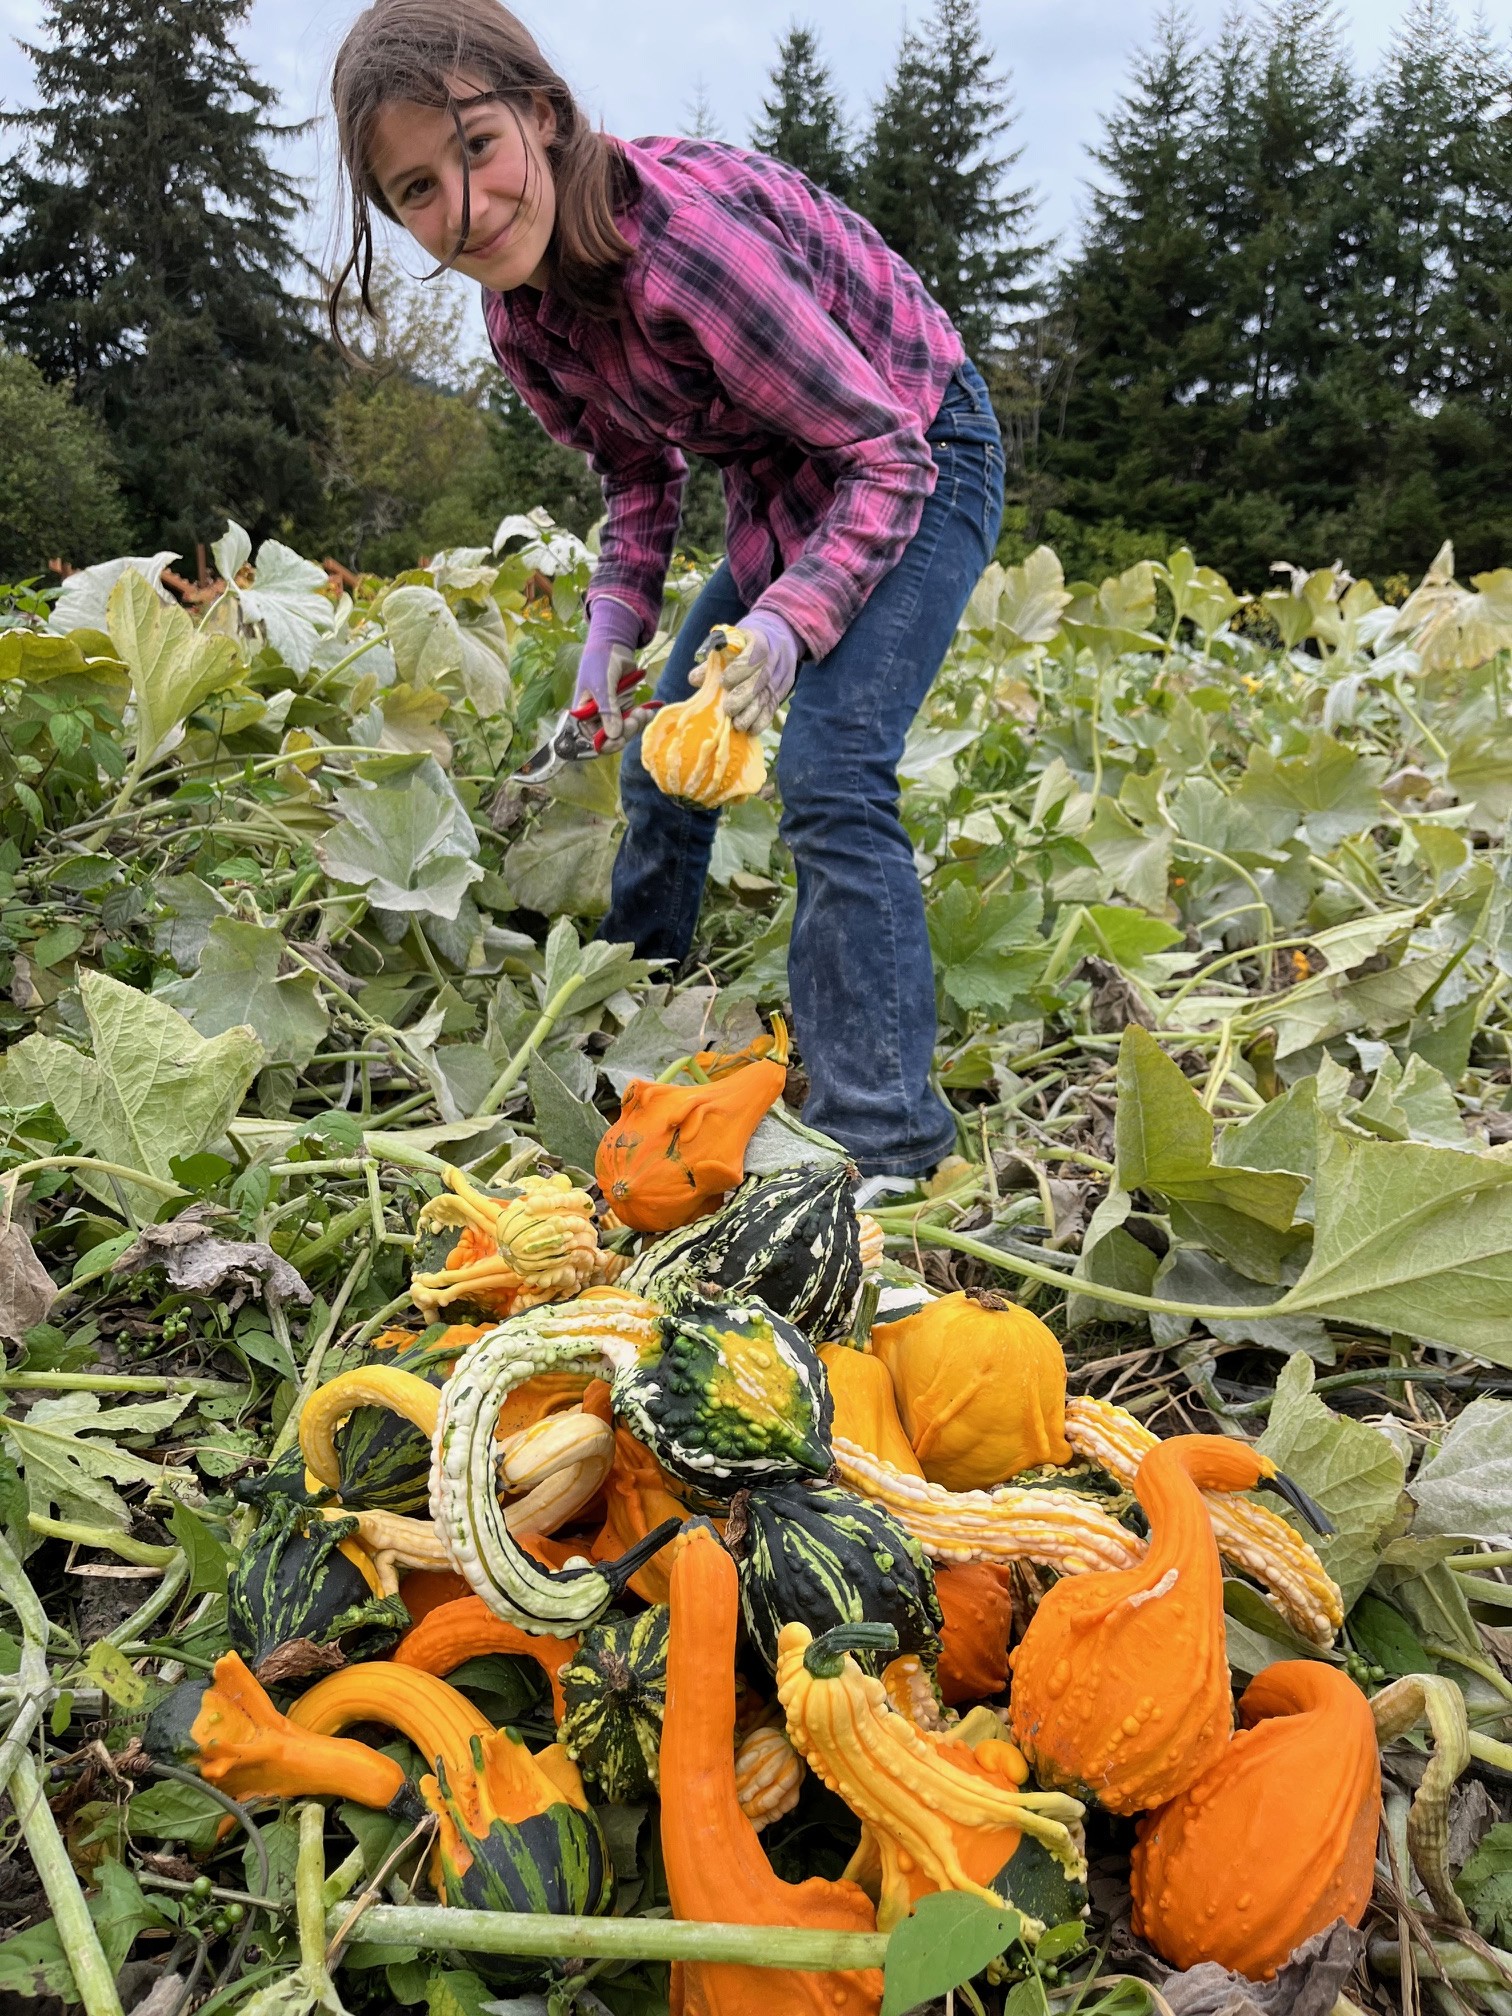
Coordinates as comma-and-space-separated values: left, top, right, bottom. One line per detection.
623, 1163, 863, 1343
432, 1286, 833, 1634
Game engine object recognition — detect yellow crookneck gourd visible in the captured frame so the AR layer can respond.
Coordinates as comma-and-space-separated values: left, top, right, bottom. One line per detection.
776, 1619, 1086, 1936
1008, 1435, 1331, 1814
639, 626, 768, 809
1064, 1394, 1343, 1647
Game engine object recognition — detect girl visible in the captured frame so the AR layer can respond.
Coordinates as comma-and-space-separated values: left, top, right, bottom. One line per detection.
331, 0, 1005, 1178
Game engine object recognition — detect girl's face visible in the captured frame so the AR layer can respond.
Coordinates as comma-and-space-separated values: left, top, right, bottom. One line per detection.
369, 77, 558, 292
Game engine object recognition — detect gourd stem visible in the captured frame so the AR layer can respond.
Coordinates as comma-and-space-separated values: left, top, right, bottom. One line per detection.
804, 1621, 899, 1678
1469, 1731, 1512, 1775
25, 1516, 177, 1566
8, 1748, 123, 2016
109, 1552, 190, 1648
296, 1801, 340, 2005
321, 1903, 892, 1970
851, 1277, 882, 1349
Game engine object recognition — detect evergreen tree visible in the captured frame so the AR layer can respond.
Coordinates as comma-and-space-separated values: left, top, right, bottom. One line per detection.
0, 0, 333, 553
751, 24, 853, 196
683, 79, 725, 141
0, 349, 130, 575
855, 0, 1043, 356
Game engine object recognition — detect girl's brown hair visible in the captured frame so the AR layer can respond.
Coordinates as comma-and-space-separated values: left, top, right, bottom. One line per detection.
329, 0, 635, 344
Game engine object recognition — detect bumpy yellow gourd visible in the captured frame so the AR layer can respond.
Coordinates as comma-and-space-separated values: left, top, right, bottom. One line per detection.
776, 1620, 1086, 1935
833, 1437, 1144, 1574
871, 1292, 1071, 1490
1064, 1395, 1343, 1647
639, 627, 768, 808
412, 1170, 611, 1323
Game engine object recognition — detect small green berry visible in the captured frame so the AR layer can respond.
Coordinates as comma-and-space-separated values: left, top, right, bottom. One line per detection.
190, 1875, 213, 1900
223, 1902, 245, 1925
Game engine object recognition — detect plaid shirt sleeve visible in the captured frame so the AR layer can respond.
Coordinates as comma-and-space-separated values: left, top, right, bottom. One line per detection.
637, 198, 940, 661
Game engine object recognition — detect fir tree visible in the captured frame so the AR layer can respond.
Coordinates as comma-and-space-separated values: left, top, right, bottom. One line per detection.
683, 79, 725, 141
855, 0, 1042, 356
751, 24, 853, 196
0, 0, 333, 552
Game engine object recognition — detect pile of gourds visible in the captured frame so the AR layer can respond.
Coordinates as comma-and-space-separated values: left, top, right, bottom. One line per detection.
145, 1032, 1382, 2008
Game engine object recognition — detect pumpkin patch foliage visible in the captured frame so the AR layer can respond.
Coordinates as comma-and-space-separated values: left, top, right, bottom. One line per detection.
4, 522, 1512, 2013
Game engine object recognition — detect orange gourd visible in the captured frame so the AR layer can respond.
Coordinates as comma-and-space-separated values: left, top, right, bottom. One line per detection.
595, 1035, 788, 1234
870, 1292, 1071, 1490
1009, 1435, 1276, 1814
661, 1526, 882, 2016
149, 1652, 413, 1814
640, 625, 768, 809
819, 1344, 924, 1478
591, 1424, 694, 1604
398, 1568, 473, 1622
395, 1597, 581, 1721
1131, 1662, 1381, 1978
934, 1563, 1014, 1706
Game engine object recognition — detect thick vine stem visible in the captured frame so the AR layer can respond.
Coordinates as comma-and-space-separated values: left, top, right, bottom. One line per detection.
9, 1750, 124, 2016
320, 1903, 891, 1970
295, 1801, 339, 2007
1371, 1673, 1472, 1925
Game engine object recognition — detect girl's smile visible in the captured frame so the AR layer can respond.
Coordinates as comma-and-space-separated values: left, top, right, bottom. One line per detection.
369, 78, 557, 291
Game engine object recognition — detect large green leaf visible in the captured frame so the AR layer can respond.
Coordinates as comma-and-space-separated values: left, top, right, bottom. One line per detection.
1410, 1400, 1512, 1546
107, 568, 241, 774
1278, 1125, 1512, 1355
1257, 1354, 1408, 1607
3, 1391, 190, 1539
0, 971, 263, 1216
1115, 1028, 1305, 1278
1235, 731, 1388, 849
926, 881, 1045, 1016
317, 766, 483, 920
504, 804, 618, 916
161, 918, 329, 1068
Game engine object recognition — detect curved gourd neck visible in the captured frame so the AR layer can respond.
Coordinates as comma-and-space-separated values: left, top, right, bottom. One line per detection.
1133, 1436, 1263, 1579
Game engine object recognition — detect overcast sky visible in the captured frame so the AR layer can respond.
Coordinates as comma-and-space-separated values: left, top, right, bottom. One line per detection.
4, 0, 1507, 304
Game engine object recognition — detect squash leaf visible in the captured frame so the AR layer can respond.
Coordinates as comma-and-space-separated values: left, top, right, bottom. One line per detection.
881, 1891, 1022, 2015
1279, 1126, 1512, 1354
0, 971, 263, 1217
1257, 1354, 1408, 1607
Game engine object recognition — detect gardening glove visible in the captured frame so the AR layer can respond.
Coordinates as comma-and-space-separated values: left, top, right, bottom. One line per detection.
573, 595, 644, 749
698, 609, 802, 734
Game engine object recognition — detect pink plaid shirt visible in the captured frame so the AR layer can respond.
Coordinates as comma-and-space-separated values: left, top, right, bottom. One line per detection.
481, 137, 965, 661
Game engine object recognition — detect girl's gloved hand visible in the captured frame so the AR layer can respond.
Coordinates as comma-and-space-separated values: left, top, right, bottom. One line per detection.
574, 595, 644, 748
701, 609, 802, 734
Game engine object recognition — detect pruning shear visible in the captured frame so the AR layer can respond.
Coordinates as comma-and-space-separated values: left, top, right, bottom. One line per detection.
509, 659, 661, 785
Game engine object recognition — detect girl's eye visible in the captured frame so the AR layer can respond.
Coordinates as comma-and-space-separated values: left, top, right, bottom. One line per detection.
467, 132, 493, 158
399, 177, 431, 206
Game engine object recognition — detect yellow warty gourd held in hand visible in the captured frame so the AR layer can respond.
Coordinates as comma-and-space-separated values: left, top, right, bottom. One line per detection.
870, 1291, 1072, 1490
640, 626, 768, 809
1009, 1435, 1330, 1815
1130, 1661, 1381, 1979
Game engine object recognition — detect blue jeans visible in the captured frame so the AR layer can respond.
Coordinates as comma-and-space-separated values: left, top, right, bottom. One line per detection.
604, 359, 1006, 1175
